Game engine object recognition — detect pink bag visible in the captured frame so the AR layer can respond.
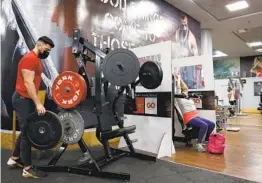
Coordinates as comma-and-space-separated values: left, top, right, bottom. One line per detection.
207, 133, 225, 154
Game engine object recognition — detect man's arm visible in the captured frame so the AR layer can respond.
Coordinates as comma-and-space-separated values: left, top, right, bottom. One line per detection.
22, 69, 41, 106
189, 31, 199, 56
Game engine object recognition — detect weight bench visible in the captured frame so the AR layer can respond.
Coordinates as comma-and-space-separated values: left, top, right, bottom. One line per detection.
100, 125, 136, 140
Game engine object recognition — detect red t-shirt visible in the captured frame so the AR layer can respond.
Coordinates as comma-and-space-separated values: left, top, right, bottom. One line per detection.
16, 51, 43, 98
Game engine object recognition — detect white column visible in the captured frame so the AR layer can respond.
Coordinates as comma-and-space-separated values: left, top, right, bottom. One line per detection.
201, 29, 213, 55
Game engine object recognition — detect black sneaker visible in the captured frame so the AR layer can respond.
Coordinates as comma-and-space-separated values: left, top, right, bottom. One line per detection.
7, 158, 24, 168
22, 167, 47, 178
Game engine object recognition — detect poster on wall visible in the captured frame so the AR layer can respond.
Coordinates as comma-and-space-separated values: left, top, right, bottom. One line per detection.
1, 0, 200, 129
125, 92, 171, 118
240, 55, 262, 78
179, 65, 205, 89
189, 91, 215, 110
213, 58, 240, 79
254, 82, 262, 96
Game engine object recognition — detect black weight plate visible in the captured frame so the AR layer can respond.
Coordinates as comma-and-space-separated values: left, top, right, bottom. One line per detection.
102, 48, 140, 86
139, 61, 163, 89
27, 121, 52, 145
27, 111, 63, 150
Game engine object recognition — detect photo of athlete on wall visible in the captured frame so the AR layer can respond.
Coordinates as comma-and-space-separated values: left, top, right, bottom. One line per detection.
175, 14, 199, 57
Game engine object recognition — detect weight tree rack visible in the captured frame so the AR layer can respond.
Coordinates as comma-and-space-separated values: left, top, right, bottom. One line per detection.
36, 29, 156, 181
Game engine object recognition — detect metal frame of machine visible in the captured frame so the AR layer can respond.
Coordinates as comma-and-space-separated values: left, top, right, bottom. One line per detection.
35, 29, 156, 182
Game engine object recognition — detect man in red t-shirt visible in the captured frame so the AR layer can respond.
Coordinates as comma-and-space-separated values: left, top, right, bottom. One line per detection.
7, 36, 54, 178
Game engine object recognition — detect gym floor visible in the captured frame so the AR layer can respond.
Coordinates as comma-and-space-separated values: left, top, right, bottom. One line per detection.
1, 114, 261, 183
173, 114, 262, 183
0, 148, 257, 183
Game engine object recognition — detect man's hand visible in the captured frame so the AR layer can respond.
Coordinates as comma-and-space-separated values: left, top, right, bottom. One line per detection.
36, 103, 46, 116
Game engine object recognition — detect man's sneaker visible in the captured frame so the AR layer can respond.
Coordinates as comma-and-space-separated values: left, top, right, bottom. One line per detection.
78, 152, 92, 165
22, 167, 47, 178
7, 158, 23, 168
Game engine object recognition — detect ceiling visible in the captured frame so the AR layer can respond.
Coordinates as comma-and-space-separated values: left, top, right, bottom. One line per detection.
166, 0, 262, 58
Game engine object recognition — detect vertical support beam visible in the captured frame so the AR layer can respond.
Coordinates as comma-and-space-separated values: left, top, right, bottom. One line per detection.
95, 55, 102, 115
201, 29, 213, 55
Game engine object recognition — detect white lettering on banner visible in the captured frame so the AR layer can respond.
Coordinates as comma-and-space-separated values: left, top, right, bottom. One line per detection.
111, 38, 121, 49
103, 12, 159, 41
95, 1, 165, 50
91, 32, 136, 50
100, 0, 126, 11
145, 98, 158, 115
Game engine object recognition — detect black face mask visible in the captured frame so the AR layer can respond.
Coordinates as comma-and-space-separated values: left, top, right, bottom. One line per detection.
38, 51, 49, 59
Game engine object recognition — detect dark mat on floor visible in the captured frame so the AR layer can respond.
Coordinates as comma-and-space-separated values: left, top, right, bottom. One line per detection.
1, 149, 258, 183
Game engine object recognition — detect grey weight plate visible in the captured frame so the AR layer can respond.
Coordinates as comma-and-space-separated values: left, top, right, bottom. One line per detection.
102, 48, 140, 86
58, 110, 85, 145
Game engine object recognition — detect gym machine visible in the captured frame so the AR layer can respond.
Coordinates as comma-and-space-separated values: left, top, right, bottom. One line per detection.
25, 29, 164, 181
172, 93, 200, 147
228, 77, 246, 116
258, 91, 262, 112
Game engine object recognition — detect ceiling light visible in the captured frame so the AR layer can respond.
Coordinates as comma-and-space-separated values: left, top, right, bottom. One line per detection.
226, 1, 249, 12
236, 29, 248, 33
256, 49, 262, 53
246, 41, 262, 47
213, 50, 228, 58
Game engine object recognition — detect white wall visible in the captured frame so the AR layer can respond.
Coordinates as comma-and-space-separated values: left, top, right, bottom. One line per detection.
215, 77, 262, 109
119, 41, 174, 157
242, 77, 261, 108
214, 79, 230, 105
172, 54, 215, 91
